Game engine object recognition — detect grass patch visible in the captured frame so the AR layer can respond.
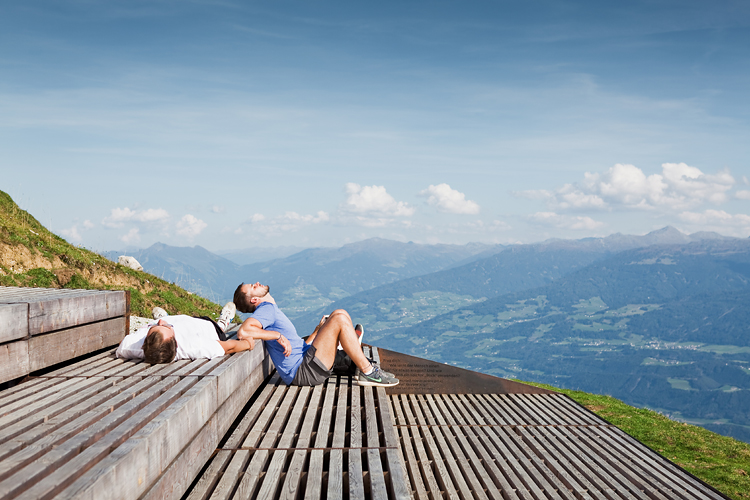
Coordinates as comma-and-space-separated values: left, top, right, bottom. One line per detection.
519, 380, 750, 499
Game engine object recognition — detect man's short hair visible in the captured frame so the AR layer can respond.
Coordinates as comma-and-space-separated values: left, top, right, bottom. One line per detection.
143, 327, 177, 364
234, 283, 253, 313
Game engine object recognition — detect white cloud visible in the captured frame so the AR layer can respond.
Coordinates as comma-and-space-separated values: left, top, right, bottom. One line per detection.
176, 214, 207, 237
736, 190, 750, 200
743, 176, 749, 185
60, 225, 82, 242
82, 220, 94, 229
419, 184, 480, 214
248, 213, 265, 223
522, 163, 735, 212
342, 183, 414, 217
102, 207, 170, 228
678, 210, 750, 227
244, 210, 329, 234
529, 212, 604, 230
211, 205, 225, 214
120, 227, 140, 244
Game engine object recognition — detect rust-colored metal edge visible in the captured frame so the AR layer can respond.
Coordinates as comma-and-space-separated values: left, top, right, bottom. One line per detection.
373, 346, 556, 395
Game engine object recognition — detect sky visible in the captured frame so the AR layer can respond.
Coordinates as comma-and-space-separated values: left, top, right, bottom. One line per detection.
2, 0, 750, 253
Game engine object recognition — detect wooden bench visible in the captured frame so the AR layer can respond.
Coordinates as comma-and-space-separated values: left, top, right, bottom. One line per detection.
0, 326, 272, 500
0, 286, 128, 384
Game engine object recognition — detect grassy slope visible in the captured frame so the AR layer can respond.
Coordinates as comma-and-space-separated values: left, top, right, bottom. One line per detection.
0, 189, 224, 319
521, 380, 750, 500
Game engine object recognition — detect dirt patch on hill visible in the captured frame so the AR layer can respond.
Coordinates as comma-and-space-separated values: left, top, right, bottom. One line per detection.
0, 244, 64, 273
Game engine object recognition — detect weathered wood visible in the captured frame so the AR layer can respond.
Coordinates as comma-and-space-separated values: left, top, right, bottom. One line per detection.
0, 339, 29, 384
28, 316, 126, 372
28, 290, 126, 335
0, 303, 28, 343
377, 388, 412, 500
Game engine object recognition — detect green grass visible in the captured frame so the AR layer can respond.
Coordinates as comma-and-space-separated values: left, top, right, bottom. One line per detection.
519, 380, 750, 499
0, 189, 229, 320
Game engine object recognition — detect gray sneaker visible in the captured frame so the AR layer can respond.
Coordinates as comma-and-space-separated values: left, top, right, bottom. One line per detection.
357, 365, 399, 387
217, 302, 236, 332
152, 307, 168, 320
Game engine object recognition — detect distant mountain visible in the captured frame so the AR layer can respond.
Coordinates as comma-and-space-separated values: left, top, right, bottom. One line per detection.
104, 238, 495, 311
217, 246, 305, 266
339, 238, 750, 442
103, 243, 241, 303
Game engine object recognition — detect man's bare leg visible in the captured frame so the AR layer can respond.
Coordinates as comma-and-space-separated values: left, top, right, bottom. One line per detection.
310, 309, 371, 371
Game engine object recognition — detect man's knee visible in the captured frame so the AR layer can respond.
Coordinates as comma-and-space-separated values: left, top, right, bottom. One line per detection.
328, 309, 351, 322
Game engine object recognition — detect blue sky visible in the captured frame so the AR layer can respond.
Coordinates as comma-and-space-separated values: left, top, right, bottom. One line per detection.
2, 0, 750, 252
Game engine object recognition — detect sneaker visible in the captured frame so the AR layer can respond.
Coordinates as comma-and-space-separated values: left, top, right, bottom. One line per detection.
152, 307, 168, 320
354, 324, 364, 345
357, 365, 399, 387
217, 302, 236, 332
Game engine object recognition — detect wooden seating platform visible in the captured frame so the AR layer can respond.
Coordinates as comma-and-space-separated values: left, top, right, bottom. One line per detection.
0, 286, 129, 384
0, 328, 272, 500
188, 347, 728, 500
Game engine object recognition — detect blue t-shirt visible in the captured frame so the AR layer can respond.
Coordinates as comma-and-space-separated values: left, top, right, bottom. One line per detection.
250, 301, 310, 384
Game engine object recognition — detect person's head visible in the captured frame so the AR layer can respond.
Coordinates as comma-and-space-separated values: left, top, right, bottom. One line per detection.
142, 319, 177, 364
233, 282, 271, 313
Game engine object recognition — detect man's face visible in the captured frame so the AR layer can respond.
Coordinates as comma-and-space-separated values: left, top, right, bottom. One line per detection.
243, 282, 270, 298
147, 319, 175, 341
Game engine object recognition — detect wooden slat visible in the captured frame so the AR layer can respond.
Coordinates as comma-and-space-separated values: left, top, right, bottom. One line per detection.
350, 382, 365, 500
327, 378, 348, 500
39, 348, 117, 377
0, 303, 28, 343
28, 290, 126, 335
460, 424, 526, 500
377, 388, 412, 500
364, 386, 389, 499
28, 316, 126, 372
0, 340, 29, 385
187, 376, 280, 500
0, 377, 62, 410
279, 383, 323, 500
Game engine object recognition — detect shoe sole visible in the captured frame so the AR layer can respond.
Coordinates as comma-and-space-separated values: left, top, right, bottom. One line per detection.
357, 378, 399, 387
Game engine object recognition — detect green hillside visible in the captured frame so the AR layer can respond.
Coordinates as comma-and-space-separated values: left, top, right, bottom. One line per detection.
0, 189, 224, 319
524, 381, 750, 500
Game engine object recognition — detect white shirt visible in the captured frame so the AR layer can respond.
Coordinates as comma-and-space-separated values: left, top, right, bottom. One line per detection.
116, 315, 226, 361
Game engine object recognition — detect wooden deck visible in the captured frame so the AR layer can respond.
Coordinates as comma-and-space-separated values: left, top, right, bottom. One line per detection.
0, 286, 128, 384
188, 347, 729, 500
0, 327, 272, 500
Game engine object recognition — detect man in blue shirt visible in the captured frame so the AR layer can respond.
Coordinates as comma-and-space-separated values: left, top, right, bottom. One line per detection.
234, 282, 398, 387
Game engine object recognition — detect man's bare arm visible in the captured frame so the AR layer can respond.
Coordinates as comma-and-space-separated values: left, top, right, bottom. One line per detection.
237, 317, 292, 356
219, 338, 255, 354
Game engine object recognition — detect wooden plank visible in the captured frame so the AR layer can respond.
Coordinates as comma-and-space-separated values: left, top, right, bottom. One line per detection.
376, 388, 412, 500
187, 376, 280, 500
28, 290, 126, 335
21, 376, 198, 500
305, 378, 337, 500
279, 383, 324, 500
0, 339, 28, 385
397, 426, 430, 500
591, 426, 723, 500
550, 394, 604, 426
572, 427, 673, 500
56, 352, 122, 378
447, 425, 505, 500
0, 376, 161, 483
496, 394, 541, 425
0, 377, 61, 410
0, 303, 28, 343
256, 386, 311, 500
479, 426, 552, 500
549, 426, 650, 500
429, 423, 481, 500
522, 427, 607, 500
513, 393, 566, 425
235, 385, 300, 500
0, 376, 182, 499
0, 377, 137, 464
28, 316, 126, 372
327, 378, 348, 500
460, 425, 526, 500
364, 387, 389, 500
498, 426, 576, 500
0, 377, 115, 448
474, 393, 514, 425
349, 383, 365, 500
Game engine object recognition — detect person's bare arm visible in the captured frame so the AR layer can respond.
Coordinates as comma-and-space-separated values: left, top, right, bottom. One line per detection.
237, 317, 292, 356
219, 338, 255, 354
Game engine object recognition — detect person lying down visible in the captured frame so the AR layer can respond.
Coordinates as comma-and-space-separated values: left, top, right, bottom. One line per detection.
117, 304, 252, 364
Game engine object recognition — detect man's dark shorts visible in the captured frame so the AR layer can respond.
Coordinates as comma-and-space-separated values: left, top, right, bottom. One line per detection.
291, 346, 355, 386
